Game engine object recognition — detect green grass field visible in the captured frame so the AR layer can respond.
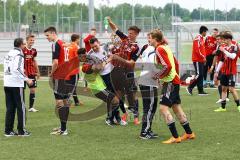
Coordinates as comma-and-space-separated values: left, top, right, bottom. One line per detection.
0, 80, 240, 160
181, 43, 192, 63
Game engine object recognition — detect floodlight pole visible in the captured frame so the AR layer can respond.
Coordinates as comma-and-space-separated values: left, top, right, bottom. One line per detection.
171, 0, 174, 32
4, 0, 6, 32
132, 0, 135, 25
17, 0, 21, 38
88, 0, 95, 30
213, 0, 216, 21
57, 0, 59, 31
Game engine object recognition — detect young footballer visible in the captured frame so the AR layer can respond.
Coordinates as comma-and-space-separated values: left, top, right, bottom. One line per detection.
213, 32, 240, 112
44, 27, 78, 135
23, 34, 40, 112
107, 16, 141, 125
149, 29, 195, 144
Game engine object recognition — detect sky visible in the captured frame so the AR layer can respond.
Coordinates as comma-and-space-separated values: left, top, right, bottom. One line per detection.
36, 0, 240, 11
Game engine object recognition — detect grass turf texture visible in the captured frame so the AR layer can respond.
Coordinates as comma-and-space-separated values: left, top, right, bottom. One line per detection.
0, 80, 240, 160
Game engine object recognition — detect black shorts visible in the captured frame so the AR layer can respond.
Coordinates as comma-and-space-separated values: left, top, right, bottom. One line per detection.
53, 74, 78, 100
220, 74, 236, 87
217, 72, 222, 81
24, 75, 37, 89
160, 82, 181, 107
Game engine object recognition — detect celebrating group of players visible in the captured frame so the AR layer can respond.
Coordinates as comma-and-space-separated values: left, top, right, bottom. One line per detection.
4, 17, 200, 144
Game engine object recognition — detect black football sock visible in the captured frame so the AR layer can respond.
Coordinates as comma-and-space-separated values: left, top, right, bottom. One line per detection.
235, 100, 240, 106
73, 95, 79, 104
134, 100, 139, 118
181, 121, 192, 134
167, 122, 179, 138
58, 106, 69, 131
221, 100, 226, 109
119, 100, 126, 114
218, 85, 222, 99
29, 93, 35, 109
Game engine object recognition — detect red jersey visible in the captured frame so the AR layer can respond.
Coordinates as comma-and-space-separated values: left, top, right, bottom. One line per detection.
220, 43, 239, 75
111, 30, 139, 67
205, 35, 217, 56
66, 43, 80, 79
84, 34, 94, 53
52, 39, 67, 79
155, 45, 180, 85
192, 34, 206, 62
23, 47, 37, 76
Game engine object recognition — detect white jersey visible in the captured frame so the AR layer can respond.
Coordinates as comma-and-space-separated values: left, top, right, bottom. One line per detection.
4, 48, 28, 87
88, 46, 114, 75
137, 45, 159, 87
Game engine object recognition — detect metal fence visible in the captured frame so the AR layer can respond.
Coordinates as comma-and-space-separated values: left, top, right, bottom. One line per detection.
0, 16, 169, 38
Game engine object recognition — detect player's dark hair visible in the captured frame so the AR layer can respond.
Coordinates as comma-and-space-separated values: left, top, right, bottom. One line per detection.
199, 26, 208, 34
213, 28, 218, 32
78, 48, 86, 55
44, 26, 57, 34
222, 32, 233, 40
26, 34, 35, 40
89, 37, 99, 44
71, 34, 80, 42
14, 38, 24, 48
128, 26, 141, 34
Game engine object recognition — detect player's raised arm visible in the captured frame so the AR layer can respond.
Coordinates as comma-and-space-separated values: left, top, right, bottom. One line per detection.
107, 16, 118, 32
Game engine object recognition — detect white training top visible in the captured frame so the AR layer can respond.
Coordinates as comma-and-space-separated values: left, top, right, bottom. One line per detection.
137, 45, 159, 87
88, 46, 114, 76
4, 48, 28, 87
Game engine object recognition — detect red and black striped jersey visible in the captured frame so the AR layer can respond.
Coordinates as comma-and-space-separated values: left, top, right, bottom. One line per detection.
221, 43, 239, 75
23, 47, 37, 76
111, 30, 140, 67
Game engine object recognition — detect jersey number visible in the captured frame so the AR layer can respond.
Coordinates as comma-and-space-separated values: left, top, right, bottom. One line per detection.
64, 47, 69, 62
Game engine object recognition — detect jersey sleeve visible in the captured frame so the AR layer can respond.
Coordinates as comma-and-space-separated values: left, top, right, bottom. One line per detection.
33, 48, 37, 57
154, 47, 172, 79
116, 30, 128, 41
52, 42, 60, 60
130, 45, 140, 62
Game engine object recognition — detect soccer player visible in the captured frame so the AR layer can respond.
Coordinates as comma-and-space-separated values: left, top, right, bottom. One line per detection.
107, 16, 141, 125
67, 34, 82, 106
137, 33, 159, 139
44, 26, 78, 135
79, 48, 119, 120
3, 38, 33, 136
203, 28, 218, 87
149, 29, 195, 144
84, 28, 97, 53
210, 33, 230, 103
23, 34, 40, 112
187, 26, 208, 95
213, 32, 240, 112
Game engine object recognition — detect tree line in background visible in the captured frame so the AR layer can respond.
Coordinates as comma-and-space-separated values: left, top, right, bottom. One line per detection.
0, 0, 240, 31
